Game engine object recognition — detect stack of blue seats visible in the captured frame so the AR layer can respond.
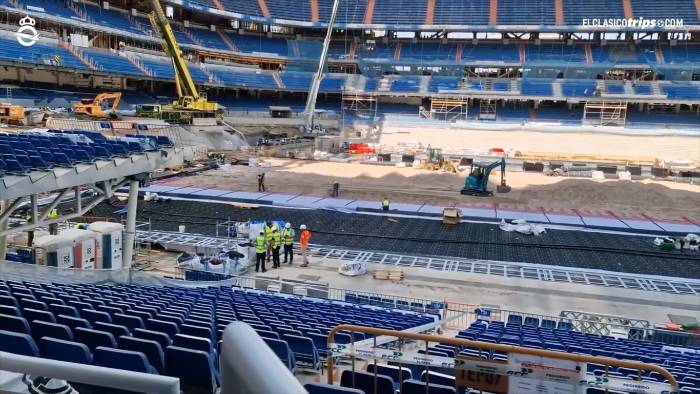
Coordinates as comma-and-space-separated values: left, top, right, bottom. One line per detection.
0, 279, 434, 392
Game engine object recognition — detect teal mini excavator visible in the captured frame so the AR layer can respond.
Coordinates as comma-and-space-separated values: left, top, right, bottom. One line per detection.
461, 158, 511, 196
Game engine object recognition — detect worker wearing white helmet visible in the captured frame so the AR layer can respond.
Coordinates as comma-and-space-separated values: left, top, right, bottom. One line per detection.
299, 224, 311, 267
282, 222, 295, 265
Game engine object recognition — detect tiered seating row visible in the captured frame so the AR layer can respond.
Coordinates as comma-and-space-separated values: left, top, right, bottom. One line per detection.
0, 131, 172, 176
0, 279, 434, 394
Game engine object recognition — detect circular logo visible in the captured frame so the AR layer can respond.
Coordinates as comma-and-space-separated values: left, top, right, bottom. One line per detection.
16, 17, 38, 47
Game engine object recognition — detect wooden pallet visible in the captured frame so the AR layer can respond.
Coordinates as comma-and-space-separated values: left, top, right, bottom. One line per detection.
373, 270, 404, 281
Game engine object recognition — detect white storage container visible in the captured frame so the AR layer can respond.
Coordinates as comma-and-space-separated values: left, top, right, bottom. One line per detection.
33, 235, 74, 268
60, 229, 96, 269
88, 222, 124, 269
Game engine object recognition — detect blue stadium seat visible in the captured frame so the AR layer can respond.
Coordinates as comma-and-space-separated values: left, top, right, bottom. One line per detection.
40, 337, 93, 364
22, 308, 56, 323
305, 383, 364, 394
93, 321, 130, 339
56, 314, 91, 330
81, 309, 112, 325
367, 363, 412, 386
118, 336, 165, 373
403, 379, 456, 394
0, 305, 20, 316
0, 329, 40, 356
49, 304, 80, 318
341, 370, 395, 394
113, 313, 144, 332
31, 320, 73, 341
263, 337, 296, 371
0, 313, 31, 335
282, 334, 320, 370
74, 327, 117, 350
173, 333, 213, 354
146, 318, 179, 337
165, 346, 217, 394
93, 346, 158, 374
133, 328, 171, 349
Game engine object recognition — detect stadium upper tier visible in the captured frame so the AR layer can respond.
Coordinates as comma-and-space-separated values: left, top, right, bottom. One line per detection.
146, 0, 699, 29
2, 36, 699, 101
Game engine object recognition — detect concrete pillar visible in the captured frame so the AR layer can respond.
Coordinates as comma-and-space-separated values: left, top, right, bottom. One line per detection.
675, 104, 681, 113
637, 102, 644, 112
122, 179, 139, 268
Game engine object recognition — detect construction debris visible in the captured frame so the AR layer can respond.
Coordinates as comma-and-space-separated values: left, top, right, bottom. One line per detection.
499, 219, 546, 236
373, 270, 404, 281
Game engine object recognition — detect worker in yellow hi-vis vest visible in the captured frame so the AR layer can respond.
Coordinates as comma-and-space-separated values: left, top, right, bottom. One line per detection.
282, 222, 295, 265
255, 231, 266, 273
47, 208, 59, 235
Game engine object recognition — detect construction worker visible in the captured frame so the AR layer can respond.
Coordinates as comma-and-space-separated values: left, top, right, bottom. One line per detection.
382, 198, 390, 211
282, 222, 295, 264
271, 226, 281, 268
257, 172, 266, 192
254, 230, 267, 273
264, 221, 274, 262
331, 180, 340, 197
25, 212, 33, 247
299, 224, 310, 267
47, 208, 59, 235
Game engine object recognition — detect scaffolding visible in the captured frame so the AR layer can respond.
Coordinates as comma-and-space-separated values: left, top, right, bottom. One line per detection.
341, 92, 378, 122
429, 98, 468, 121
583, 101, 627, 126
478, 99, 497, 120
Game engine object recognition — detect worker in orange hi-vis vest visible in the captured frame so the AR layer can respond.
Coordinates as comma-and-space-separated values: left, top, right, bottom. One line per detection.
299, 224, 311, 267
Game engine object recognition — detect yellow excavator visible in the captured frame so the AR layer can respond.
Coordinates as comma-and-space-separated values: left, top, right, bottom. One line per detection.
0, 103, 28, 124
135, 0, 218, 123
73, 92, 122, 119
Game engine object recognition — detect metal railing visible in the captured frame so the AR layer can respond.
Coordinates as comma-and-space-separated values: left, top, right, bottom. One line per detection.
221, 321, 305, 394
326, 325, 680, 394
0, 351, 179, 394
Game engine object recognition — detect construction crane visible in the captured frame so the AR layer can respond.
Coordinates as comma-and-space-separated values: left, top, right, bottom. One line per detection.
136, 0, 218, 123
302, 0, 340, 132
73, 92, 122, 119
461, 158, 511, 196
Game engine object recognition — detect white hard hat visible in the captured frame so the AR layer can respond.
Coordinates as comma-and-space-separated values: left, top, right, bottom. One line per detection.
285, 222, 291, 229
300, 224, 307, 230
272, 224, 278, 230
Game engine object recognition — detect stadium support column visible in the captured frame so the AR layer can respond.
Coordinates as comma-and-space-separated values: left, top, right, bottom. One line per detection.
303, 0, 341, 130
123, 178, 140, 268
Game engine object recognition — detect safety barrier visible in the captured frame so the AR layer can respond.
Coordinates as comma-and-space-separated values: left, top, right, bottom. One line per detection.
0, 351, 179, 394
326, 324, 680, 394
